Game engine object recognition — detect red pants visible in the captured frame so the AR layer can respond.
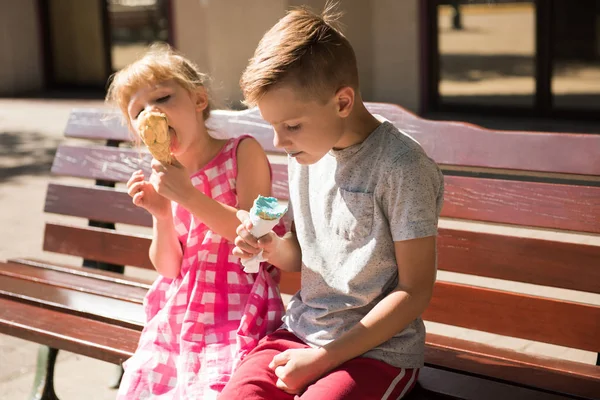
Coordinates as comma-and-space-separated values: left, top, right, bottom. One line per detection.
219, 330, 419, 400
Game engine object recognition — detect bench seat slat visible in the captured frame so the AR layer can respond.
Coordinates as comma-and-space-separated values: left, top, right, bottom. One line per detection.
415, 366, 583, 400
0, 275, 144, 329
0, 297, 138, 365
424, 333, 600, 400
438, 228, 600, 294
43, 223, 154, 270
424, 281, 600, 352
0, 260, 148, 303
10, 258, 152, 288
443, 175, 600, 233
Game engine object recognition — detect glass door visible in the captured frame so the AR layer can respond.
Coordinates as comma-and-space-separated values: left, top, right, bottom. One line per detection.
435, 0, 537, 109
107, 0, 172, 72
551, 0, 600, 112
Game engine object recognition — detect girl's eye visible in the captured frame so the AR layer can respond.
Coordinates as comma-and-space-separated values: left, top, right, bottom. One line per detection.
156, 95, 171, 103
286, 124, 301, 132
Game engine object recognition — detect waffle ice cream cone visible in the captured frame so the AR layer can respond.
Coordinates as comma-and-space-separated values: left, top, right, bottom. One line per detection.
241, 196, 288, 273
137, 110, 172, 164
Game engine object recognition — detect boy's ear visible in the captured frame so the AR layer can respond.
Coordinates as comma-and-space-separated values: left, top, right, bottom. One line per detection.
193, 87, 209, 113
335, 86, 354, 118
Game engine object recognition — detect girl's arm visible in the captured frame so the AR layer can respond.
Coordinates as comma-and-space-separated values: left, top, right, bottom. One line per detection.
149, 212, 183, 279
127, 170, 182, 278
159, 137, 272, 243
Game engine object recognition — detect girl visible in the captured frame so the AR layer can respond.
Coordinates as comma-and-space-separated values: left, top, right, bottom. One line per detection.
106, 44, 286, 399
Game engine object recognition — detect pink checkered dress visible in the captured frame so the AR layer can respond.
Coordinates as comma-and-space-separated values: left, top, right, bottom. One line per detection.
117, 136, 286, 399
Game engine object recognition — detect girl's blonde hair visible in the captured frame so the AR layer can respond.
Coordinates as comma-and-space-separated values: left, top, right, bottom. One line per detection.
106, 43, 212, 129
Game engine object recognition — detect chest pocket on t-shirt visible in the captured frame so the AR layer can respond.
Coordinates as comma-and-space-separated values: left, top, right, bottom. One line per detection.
331, 189, 374, 241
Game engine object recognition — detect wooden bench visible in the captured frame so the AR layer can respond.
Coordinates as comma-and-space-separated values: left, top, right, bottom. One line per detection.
0, 104, 598, 399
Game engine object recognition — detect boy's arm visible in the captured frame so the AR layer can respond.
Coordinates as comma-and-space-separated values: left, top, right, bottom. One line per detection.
263, 222, 302, 272
269, 236, 436, 394
234, 216, 302, 273
320, 235, 436, 368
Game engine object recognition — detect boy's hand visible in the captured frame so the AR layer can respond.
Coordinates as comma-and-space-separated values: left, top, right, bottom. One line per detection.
150, 157, 194, 205
233, 210, 280, 261
269, 348, 332, 395
127, 170, 171, 220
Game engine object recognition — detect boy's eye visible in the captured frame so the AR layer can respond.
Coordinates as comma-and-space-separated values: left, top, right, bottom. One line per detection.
286, 124, 301, 132
156, 95, 171, 103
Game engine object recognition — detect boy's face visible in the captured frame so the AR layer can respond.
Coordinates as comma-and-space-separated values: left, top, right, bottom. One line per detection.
257, 85, 346, 165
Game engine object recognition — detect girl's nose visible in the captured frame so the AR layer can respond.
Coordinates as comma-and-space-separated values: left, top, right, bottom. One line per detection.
272, 128, 289, 149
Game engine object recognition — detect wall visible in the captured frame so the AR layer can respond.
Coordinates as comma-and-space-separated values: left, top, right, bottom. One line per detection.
372, 0, 420, 111
173, 0, 287, 107
49, 0, 107, 85
0, 0, 43, 95
171, 0, 421, 110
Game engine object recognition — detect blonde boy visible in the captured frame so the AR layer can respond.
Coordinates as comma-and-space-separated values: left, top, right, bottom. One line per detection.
221, 5, 444, 400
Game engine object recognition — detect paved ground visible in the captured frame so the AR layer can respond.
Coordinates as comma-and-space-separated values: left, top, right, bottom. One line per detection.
0, 98, 128, 399
0, 96, 599, 399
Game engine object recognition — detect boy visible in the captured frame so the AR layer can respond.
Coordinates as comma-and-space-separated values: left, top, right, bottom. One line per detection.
220, 5, 444, 400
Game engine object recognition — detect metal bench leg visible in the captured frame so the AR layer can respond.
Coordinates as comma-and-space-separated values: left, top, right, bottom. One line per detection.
109, 365, 125, 389
29, 346, 59, 400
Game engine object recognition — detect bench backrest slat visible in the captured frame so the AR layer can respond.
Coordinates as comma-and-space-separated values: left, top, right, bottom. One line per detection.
51, 145, 150, 182
439, 229, 600, 294
50, 145, 290, 200
65, 108, 281, 154
366, 103, 600, 176
442, 176, 600, 233
43, 224, 153, 270
66, 106, 600, 176
423, 281, 600, 353
45, 184, 152, 227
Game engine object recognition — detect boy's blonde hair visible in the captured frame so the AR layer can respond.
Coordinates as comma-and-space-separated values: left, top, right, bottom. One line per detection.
106, 43, 211, 127
240, 4, 359, 106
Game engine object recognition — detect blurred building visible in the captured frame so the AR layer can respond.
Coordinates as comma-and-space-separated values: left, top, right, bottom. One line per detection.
1, 0, 599, 121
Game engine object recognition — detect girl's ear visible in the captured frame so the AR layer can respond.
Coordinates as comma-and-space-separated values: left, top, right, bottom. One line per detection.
193, 87, 209, 113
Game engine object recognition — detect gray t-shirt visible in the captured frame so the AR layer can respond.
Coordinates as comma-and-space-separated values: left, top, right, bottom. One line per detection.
282, 120, 444, 369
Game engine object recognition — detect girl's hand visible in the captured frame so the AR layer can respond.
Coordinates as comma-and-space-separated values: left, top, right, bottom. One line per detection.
233, 210, 280, 261
150, 157, 195, 205
127, 170, 171, 220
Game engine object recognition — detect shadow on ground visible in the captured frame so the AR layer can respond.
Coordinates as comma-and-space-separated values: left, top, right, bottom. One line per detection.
0, 131, 60, 183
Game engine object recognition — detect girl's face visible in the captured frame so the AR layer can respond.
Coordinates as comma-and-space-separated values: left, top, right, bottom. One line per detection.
127, 79, 208, 158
